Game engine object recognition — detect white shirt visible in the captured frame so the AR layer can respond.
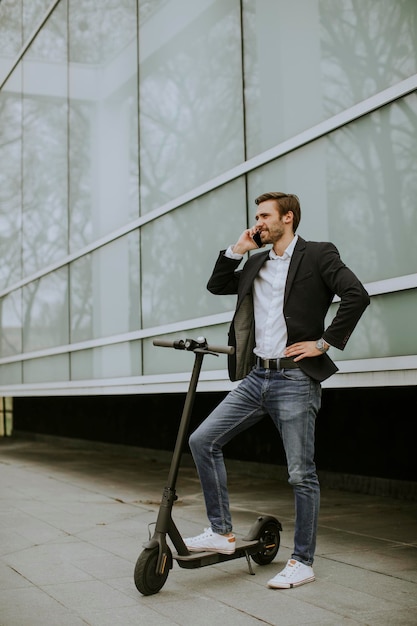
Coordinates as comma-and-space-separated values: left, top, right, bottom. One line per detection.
226, 235, 298, 359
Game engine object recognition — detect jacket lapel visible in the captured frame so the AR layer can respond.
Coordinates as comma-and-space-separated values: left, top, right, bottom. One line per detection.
284, 236, 306, 305
237, 250, 269, 309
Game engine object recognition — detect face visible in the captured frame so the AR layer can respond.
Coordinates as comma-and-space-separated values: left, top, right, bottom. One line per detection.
255, 199, 290, 244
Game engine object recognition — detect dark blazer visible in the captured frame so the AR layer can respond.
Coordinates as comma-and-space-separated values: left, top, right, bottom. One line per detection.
207, 236, 370, 383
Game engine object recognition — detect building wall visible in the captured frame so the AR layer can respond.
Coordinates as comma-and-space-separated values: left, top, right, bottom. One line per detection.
1, 1, 417, 480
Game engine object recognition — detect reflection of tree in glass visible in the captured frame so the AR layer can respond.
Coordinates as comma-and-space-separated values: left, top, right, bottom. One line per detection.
141, 187, 242, 328
70, 232, 140, 346
70, 255, 93, 343
0, 291, 22, 357
69, 101, 93, 252
0, 92, 22, 289
69, 0, 137, 64
127, 231, 141, 332
320, 0, 416, 113
327, 98, 417, 280
22, 0, 66, 60
321, 0, 417, 281
0, 0, 22, 56
23, 270, 69, 352
141, 213, 191, 327
22, 95, 68, 275
139, 6, 244, 213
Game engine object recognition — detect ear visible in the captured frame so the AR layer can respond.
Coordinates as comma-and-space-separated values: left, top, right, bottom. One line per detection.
283, 211, 293, 223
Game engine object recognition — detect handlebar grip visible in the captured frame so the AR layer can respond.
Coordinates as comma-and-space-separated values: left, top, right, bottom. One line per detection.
205, 344, 235, 355
152, 339, 182, 348
152, 338, 234, 355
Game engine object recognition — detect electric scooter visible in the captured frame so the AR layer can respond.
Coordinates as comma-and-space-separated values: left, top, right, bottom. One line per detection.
134, 337, 282, 596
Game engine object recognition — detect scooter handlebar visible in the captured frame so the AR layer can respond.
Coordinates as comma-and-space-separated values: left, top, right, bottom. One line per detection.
204, 343, 235, 355
153, 338, 234, 355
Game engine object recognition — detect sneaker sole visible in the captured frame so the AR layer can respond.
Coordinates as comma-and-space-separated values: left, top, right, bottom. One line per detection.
268, 575, 315, 589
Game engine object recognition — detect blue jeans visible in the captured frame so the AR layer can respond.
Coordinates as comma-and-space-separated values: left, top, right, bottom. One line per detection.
188, 366, 322, 566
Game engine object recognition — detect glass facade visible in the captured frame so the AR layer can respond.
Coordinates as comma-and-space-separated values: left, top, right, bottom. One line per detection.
243, 0, 417, 157
0, 0, 416, 395
68, 0, 139, 250
139, 0, 244, 212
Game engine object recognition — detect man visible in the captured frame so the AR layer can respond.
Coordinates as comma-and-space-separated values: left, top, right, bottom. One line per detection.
185, 192, 370, 589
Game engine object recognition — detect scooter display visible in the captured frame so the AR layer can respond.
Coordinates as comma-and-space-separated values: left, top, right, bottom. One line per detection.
134, 337, 282, 596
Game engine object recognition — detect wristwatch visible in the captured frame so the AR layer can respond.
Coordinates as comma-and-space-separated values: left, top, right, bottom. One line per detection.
315, 338, 329, 353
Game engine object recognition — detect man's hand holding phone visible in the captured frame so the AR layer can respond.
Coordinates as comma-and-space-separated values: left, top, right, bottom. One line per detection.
231, 227, 263, 255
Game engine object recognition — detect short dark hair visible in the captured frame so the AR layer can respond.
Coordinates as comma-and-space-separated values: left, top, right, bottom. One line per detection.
255, 192, 301, 233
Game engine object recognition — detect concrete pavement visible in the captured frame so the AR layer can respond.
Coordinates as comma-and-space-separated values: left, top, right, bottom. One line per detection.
1, 434, 416, 625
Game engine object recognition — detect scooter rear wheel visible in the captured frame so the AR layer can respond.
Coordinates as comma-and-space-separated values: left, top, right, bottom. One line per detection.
251, 520, 280, 565
134, 547, 170, 595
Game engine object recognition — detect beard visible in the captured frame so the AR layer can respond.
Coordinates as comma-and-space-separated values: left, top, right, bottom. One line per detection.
261, 223, 285, 245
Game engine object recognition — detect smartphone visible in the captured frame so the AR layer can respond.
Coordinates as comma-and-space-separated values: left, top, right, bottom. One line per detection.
252, 230, 263, 248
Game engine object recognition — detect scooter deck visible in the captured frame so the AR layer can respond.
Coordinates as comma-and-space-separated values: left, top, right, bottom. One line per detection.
173, 538, 261, 569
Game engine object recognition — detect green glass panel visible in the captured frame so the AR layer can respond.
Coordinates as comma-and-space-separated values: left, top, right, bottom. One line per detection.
23, 354, 69, 383
0, 290, 22, 357
334, 290, 417, 361
248, 94, 417, 283
139, 0, 244, 213
243, 0, 417, 157
70, 232, 140, 343
68, 0, 139, 251
22, 268, 69, 352
141, 178, 246, 328
22, 1, 68, 275
71, 341, 141, 380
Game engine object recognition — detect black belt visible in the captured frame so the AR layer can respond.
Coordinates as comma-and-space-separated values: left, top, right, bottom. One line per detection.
255, 357, 299, 370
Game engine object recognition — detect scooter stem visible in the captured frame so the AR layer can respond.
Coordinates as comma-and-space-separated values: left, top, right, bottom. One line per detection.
148, 350, 205, 565
166, 350, 205, 489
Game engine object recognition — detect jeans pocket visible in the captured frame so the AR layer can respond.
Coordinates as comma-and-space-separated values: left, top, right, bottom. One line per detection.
281, 368, 309, 382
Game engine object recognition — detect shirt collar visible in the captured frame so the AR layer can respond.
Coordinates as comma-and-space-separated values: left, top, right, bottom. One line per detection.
269, 234, 298, 260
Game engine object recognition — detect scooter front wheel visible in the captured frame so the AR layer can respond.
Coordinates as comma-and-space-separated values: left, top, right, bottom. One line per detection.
251, 520, 280, 565
134, 547, 170, 595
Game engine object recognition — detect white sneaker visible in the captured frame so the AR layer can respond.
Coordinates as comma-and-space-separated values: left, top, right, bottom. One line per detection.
184, 528, 236, 555
267, 559, 315, 589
